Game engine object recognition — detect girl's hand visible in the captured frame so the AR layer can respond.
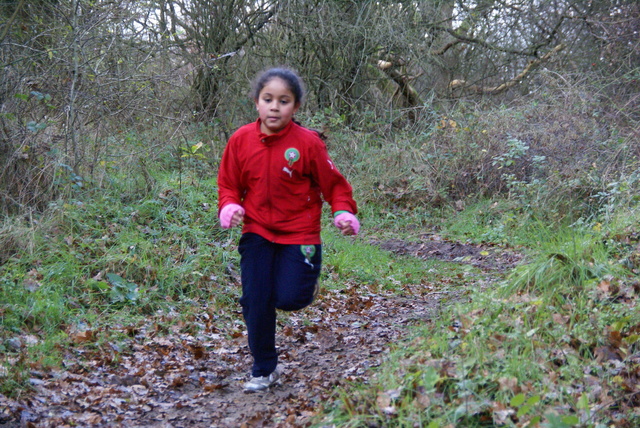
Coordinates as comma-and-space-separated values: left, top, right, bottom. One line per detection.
334, 212, 360, 236
220, 203, 245, 228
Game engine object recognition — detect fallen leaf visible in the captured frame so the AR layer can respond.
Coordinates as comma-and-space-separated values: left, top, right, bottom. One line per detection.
71, 330, 94, 344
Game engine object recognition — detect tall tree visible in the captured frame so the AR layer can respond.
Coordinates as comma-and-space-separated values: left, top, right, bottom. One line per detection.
151, 0, 278, 120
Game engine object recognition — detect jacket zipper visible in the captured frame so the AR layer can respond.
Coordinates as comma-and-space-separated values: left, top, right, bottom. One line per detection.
266, 141, 273, 229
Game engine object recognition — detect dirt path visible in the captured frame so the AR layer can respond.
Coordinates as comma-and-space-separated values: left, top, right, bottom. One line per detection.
1, 237, 521, 427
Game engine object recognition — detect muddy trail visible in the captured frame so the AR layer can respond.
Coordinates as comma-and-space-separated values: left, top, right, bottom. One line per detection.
1, 236, 522, 427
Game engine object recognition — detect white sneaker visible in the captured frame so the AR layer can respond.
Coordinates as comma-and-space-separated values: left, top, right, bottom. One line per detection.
243, 368, 280, 393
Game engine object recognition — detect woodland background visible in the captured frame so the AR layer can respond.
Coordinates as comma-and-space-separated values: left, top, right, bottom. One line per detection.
1, 0, 638, 216
1, 0, 640, 426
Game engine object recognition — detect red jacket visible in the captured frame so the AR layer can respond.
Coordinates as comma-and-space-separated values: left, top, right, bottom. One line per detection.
217, 120, 357, 244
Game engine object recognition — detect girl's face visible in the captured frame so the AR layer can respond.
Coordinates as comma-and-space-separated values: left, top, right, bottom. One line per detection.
255, 77, 300, 135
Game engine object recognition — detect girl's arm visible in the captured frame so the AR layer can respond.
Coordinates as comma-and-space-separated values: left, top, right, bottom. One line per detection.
310, 139, 359, 234
217, 136, 245, 219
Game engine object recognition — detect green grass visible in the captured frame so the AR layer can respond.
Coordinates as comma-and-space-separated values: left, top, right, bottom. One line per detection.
0, 170, 244, 395
316, 205, 640, 427
503, 224, 626, 296
322, 228, 437, 291
440, 199, 526, 244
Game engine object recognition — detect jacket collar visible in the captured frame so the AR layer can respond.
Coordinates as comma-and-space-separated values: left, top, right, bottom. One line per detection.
255, 119, 295, 144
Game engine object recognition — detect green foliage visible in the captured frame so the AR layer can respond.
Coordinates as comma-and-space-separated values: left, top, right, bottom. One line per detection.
503, 224, 625, 296
0, 166, 243, 394
319, 200, 640, 427
105, 273, 140, 305
439, 199, 524, 244
322, 226, 452, 292
179, 141, 208, 160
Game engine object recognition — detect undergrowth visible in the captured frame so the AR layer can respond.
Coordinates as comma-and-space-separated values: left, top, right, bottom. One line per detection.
0, 166, 438, 397
318, 205, 640, 427
0, 171, 237, 395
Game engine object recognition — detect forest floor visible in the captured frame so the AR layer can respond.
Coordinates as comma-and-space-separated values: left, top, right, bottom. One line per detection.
1, 236, 523, 427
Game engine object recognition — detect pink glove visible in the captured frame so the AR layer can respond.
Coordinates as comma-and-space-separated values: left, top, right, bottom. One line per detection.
334, 212, 360, 236
219, 203, 245, 228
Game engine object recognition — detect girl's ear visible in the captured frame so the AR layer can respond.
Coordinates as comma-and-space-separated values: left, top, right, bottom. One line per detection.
293, 102, 301, 113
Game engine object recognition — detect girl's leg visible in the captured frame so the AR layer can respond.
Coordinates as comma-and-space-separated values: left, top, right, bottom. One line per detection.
238, 233, 278, 377
274, 244, 322, 311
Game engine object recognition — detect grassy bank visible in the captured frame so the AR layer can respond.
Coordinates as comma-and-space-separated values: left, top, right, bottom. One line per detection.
318, 205, 640, 427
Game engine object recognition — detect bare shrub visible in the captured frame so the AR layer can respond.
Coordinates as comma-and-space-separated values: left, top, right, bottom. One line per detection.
343, 71, 638, 219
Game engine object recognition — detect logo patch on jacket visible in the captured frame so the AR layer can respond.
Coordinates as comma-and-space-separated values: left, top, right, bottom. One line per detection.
301, 245, 316, 258
284, 148, 300, 167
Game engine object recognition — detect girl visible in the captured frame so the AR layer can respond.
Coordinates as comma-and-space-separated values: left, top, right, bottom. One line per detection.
217, 67, 359, 392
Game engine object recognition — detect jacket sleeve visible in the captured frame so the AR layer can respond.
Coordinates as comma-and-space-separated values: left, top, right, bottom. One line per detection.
310, 139, 358, 215
217, 135, 244, 214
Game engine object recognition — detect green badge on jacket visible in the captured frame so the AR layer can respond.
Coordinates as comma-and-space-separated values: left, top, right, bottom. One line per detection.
285, 148, 300, 167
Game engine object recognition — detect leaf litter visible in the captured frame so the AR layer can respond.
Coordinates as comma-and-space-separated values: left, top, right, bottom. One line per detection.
0, 237, 521, 427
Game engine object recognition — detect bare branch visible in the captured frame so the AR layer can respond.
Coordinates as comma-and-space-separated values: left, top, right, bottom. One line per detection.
448, 43, 566, 95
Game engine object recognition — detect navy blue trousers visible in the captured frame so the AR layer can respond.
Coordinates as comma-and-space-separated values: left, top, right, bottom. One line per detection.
238, 233, 322, 377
